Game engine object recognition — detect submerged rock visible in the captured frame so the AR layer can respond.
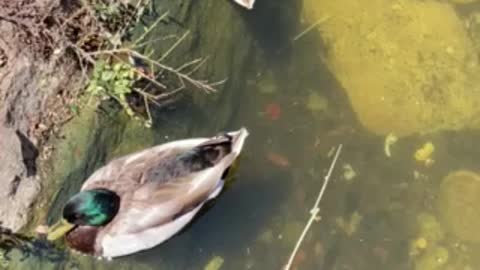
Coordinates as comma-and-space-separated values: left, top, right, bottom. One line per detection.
303, 0, 480, 136
438, 170, 480, 242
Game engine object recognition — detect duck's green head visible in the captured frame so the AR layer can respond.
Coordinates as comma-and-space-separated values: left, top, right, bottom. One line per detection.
47, 189, 120, 241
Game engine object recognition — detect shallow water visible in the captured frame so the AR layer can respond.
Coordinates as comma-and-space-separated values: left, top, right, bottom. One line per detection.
6, 0, 480, 269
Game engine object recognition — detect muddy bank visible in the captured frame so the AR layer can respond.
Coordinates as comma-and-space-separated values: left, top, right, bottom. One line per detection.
0, 0, 82, 232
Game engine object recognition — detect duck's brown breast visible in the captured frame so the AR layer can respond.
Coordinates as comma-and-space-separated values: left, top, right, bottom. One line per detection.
66, 226, 100, 255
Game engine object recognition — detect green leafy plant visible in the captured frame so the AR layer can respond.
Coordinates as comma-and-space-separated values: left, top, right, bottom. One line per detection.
86, 60, 136, 117
74, 6, 222, 129
94, 2, 122, 21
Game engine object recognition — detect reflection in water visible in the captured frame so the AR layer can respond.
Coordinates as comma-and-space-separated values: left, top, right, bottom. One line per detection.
5, 0, 480, 269
0, 227, 67, 269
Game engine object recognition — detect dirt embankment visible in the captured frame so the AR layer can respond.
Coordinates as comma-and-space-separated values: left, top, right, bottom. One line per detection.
0, 0, 85, 232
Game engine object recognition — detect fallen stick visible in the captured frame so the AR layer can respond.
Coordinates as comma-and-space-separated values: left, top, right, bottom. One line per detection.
284, 144, 343, 270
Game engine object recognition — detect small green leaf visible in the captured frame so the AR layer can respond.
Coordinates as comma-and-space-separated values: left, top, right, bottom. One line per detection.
113, 63, 122, 72
70, 104, 79, 115
101, 71, 115, 82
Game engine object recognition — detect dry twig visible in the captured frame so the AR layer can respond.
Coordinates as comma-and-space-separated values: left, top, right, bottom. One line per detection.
284, 144, 343, 270
292, 16, 330, 42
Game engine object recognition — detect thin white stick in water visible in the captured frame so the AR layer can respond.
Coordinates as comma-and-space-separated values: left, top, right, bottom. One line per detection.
293, 16, 330, 41
284, 144, 343, 270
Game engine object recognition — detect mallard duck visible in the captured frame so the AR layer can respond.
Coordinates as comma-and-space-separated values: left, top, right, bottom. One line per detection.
233, 0, 255, 9
47, 128, 249, 258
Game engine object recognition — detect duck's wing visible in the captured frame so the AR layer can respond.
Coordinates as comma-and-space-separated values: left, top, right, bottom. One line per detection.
81, 138, 208, 193
83, 128, 248, 194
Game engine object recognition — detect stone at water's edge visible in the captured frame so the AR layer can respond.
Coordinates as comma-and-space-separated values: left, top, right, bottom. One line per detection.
303, 0, 480, 137
0, 126, 40, 231
0, 0, 82, 232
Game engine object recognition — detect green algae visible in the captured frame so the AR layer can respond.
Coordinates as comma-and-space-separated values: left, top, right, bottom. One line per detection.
302, 0, 480, 137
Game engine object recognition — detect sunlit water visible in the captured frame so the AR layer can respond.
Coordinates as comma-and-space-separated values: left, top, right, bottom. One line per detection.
6, 0, 480, 269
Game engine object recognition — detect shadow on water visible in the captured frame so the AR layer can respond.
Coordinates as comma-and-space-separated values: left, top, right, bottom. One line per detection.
240, 0, 301, 63
0, 227, 68, 270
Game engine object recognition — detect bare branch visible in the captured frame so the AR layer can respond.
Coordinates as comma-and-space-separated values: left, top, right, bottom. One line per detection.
133, 34, 178, 50
284, 144, 343, 270
157, 30, 189, 62
132, 11, 170, 47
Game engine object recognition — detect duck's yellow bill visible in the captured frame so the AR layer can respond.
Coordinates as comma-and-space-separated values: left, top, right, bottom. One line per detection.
47, 219, 75, 241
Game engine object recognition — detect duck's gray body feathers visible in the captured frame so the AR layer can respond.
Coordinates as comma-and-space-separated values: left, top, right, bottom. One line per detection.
74, 128, 249, 258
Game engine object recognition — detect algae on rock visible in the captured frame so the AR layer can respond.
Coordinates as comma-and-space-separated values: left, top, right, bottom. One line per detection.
303, 0, 480, 136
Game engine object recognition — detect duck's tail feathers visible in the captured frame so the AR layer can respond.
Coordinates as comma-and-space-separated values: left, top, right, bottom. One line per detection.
227, 127, 249, 156
234, 0, 255, 9
179, 128, 249, 171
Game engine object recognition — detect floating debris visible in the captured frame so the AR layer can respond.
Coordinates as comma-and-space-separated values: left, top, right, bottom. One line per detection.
415, 238, 428, 249
306, 92, 328, 112
257, 74, 276, 94
410, 237, 428, 256
204, 255, 225, 270
336, 211, 363, 236
258, 229, 274, 244
384, 132, 398, 157
266, 152, 290, 167
414, 142, 435, 166
263, 103, 282, 120
342, 163, 357, 181
414, 246, 449, 270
